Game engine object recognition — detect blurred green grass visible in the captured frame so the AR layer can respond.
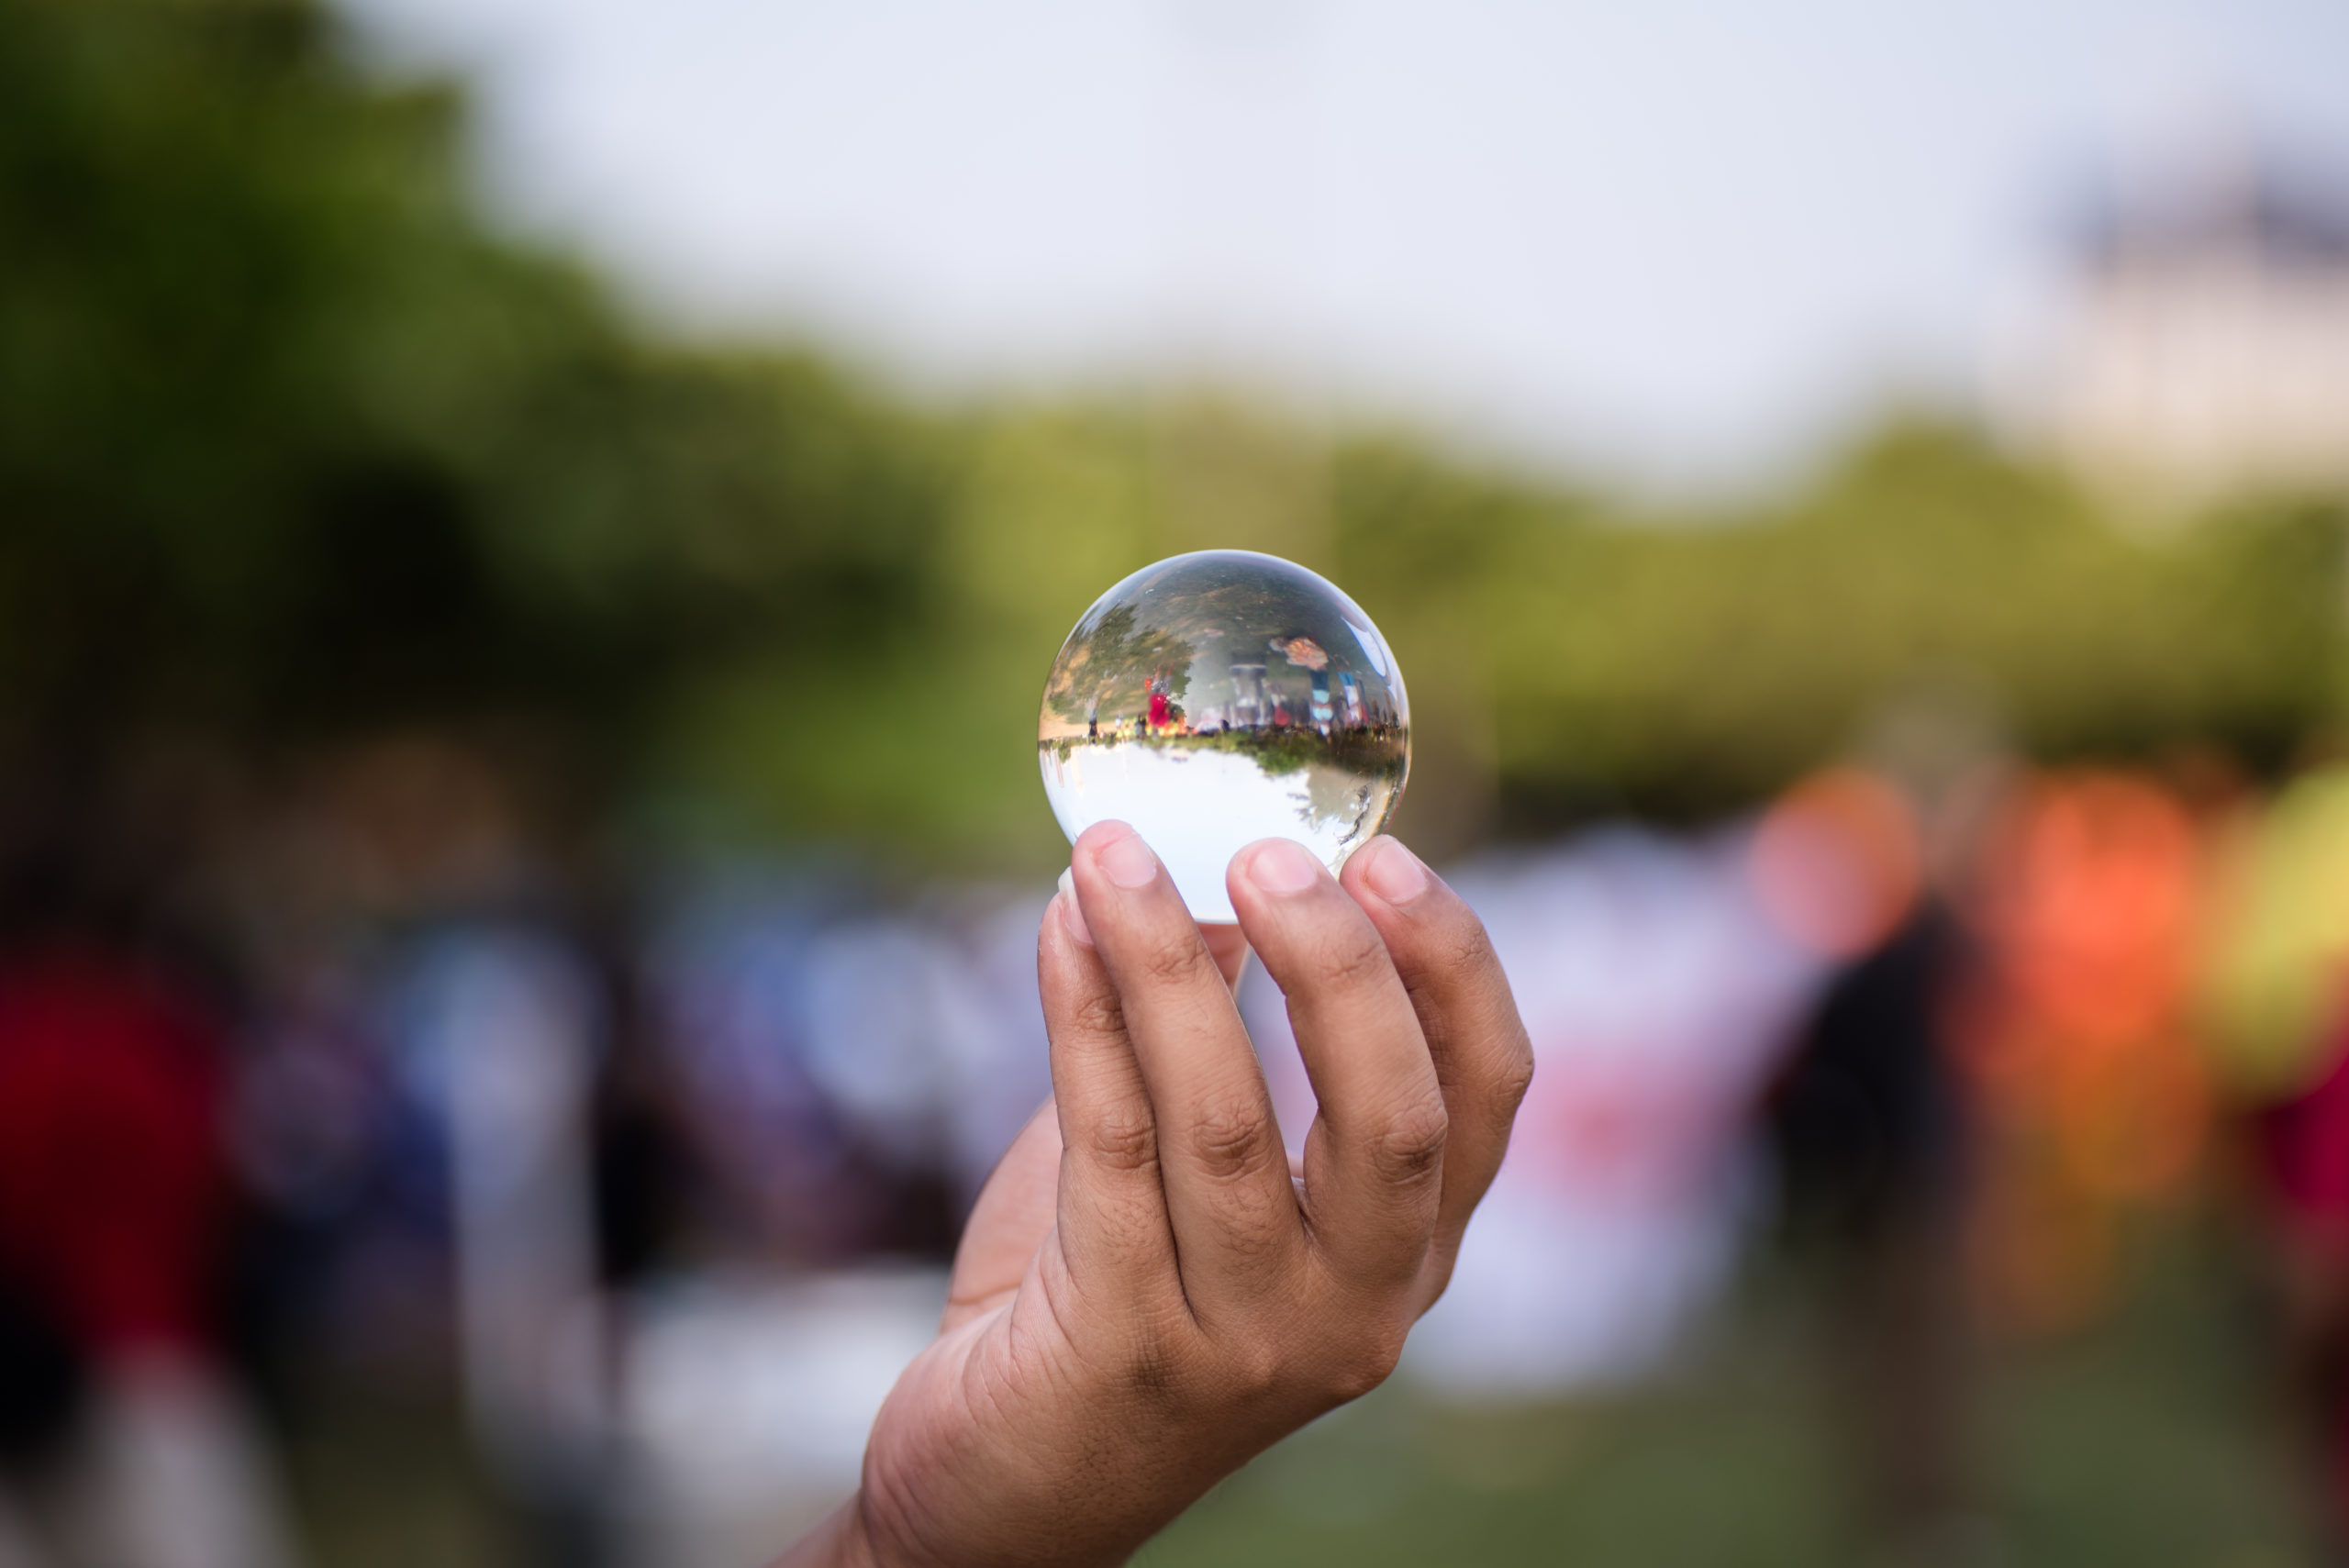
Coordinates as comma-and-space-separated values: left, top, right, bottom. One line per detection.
1139, 1226, 2305, 1568
280, 1387, 511, 1568
279, 1223, 2310, 1568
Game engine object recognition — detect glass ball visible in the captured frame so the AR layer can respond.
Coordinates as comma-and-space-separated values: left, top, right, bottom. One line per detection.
1039, 550, 1410, 923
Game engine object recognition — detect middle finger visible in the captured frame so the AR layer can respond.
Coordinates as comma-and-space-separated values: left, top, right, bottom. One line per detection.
1228, 838, 1446, 1295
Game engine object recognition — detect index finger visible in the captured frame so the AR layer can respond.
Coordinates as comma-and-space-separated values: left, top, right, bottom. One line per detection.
1337, 838, 1532, 1287
1069, 822, 1304, 1318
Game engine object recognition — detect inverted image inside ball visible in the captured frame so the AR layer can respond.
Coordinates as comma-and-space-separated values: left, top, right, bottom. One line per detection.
1039, 550, 1410, 923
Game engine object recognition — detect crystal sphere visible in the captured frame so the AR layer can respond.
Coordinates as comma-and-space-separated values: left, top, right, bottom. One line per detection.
1040, 550, 1410, 923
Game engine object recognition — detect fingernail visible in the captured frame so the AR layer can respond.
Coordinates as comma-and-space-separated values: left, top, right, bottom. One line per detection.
1359, 838, 1430, 905
1243, 839, 1321, 895
1056, 868, 1093, 945
1096, 828, 1160, 890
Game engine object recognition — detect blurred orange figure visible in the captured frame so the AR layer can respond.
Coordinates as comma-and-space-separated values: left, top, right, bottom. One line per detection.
1955, 770, 2212, 1334
1751, 767, 1925, 962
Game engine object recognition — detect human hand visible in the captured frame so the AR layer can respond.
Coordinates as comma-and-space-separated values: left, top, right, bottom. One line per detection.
779, 822, 1532, 1568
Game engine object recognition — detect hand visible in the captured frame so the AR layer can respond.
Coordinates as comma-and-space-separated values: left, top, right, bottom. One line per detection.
778, 823, 1533, 1568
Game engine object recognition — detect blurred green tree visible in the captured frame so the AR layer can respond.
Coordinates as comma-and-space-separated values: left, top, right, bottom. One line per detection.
0, 0, 946, 771
1, 0, 2341, 879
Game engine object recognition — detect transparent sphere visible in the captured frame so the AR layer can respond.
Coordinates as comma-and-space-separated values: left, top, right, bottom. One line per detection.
1040, 550, 1410, 923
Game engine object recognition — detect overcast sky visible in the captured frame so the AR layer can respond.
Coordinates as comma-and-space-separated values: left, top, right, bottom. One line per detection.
340, 0, 2349, 489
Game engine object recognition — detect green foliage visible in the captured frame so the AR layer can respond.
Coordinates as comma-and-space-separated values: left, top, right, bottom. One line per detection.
0, 0, 947, 757
2, 0, 2343, 871
1043, 603, 1197, 727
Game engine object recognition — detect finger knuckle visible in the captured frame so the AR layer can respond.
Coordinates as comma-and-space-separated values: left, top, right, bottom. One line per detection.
1366, 1091, 1450, 1187
1100, 1310, 1198, 1416
1085, 1109, 1159, 1174
1326, 1321, 1408, 1403
1437, 917, 1501, 981
1313, 926, 1394, 993
1488, 1036, 1536, 1124
1223, 1340, 1286, 1402
1124, 1321, 1189, 1403
1185, 1095, 1282, 1184
1141, 936, 1220, 991
1069, 991, 1128, 1040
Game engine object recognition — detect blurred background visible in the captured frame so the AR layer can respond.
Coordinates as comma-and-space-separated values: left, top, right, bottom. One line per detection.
3, 0, 2348, 1563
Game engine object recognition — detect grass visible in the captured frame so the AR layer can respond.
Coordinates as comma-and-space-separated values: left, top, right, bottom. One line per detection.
278, 1223, 2316, 1568
1140, 1227, 2311, 1568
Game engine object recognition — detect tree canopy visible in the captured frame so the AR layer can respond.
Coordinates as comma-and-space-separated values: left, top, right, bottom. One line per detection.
4, 0, 2342, 875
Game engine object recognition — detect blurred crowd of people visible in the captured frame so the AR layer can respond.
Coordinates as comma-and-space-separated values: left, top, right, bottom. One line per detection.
1740, 743, 2349, 1561
1, 730, 2347, 1564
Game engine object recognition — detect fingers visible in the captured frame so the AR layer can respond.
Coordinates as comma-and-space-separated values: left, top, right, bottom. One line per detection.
1040, 828, 1508, 1335
1338, 837, 1533, 1280
1228, 840, 1446, 1292
1039, 879, 1174, 1290
1067, 822, 1302, 1314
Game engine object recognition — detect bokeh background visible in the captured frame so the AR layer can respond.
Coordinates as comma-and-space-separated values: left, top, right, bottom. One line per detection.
4, 1, 2349, 1564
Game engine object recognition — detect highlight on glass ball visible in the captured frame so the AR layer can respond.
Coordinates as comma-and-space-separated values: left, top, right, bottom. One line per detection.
1039, 550, 1410, 923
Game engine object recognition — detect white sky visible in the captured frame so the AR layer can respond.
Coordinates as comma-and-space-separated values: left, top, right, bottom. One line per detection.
340, 0, 2349, 489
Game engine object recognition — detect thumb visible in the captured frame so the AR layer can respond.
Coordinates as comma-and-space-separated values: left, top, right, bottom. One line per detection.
941, 1098, 1062, 1332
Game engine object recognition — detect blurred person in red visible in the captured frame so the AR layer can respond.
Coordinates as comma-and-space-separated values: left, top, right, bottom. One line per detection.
1953, 770, 2214, 1335
0, 807, 299, 1568
1753, 764, 1987, 1562
2202, 760, 2349, 1553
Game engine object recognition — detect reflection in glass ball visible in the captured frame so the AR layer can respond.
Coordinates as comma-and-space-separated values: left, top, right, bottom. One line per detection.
1039, 550, 1410, 923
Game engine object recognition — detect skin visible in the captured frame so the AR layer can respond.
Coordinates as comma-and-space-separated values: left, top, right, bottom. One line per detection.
774, 822, 1534, 1568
